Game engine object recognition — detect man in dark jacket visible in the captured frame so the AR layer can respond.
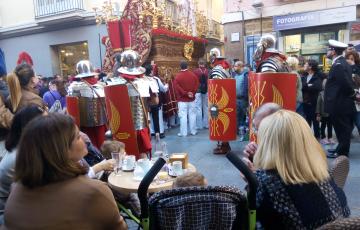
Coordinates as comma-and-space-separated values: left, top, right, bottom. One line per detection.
325, 40, 357, 158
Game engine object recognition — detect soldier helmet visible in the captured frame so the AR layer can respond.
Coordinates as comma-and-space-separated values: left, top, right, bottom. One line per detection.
118, 50, 145, 75
253, 34, 276, 62
75, 60, 96, 78
210, 48, 224, 64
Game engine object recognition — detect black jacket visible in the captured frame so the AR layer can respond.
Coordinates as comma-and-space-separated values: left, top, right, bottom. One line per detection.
301, 72, 322, 105
324, 56, 355, 115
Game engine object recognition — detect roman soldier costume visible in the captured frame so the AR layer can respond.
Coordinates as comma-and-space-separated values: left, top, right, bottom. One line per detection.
104, 50, 154, 159
249, 34, 297, 141
66, 60, 107, 148
208, 48, 237, 154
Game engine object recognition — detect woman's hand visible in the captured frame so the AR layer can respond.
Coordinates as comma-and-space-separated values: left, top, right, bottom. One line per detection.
243, 142, 258, 158
92, 159, 116, 174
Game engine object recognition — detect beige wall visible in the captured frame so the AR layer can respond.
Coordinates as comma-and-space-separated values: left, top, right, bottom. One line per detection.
0, 0, 35, 27
223, 0, 360, 22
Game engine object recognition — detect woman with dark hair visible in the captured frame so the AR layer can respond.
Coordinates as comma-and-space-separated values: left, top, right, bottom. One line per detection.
345, 50, 360, 135
2, 113, 127, 229
42, 79, 67, 109
6, 63, 46, 113
0, 105, 46, 224
301, 59, 322, 139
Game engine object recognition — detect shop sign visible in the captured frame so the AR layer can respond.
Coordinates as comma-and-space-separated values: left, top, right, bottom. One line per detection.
351, 23, 360, 34
246, 35, 261, 45
273, 6, 356, 31
231, 32, 240, 42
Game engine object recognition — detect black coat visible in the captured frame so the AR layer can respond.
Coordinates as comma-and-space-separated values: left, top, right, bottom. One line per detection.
301, 72, 322, 105
324, 56, 355, 115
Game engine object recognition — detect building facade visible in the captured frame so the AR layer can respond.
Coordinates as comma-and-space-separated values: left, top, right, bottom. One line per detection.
222, 0, 360, 69
0, 0, 224, 77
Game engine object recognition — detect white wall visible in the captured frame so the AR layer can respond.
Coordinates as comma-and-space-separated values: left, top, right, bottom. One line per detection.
0, 0, 35, 27
0, 24, 107, 76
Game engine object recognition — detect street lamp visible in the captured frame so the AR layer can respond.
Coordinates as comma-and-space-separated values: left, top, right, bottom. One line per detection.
252, 1, 264, 36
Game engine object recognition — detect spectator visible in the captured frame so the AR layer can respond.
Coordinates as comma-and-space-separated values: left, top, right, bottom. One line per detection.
42, 79, 67, 109
0, 105, 46, 224
243, 103, 281, 166
37, 76, 51, 98
2, 113, 127, 229
345, 50, 360, 136
7, 63, 46, 113
78, 132, 115, 179
144, 63, 161, 137
151, 64, 168, 138
99, 140, 141, 216
173, 61, 199, 137
79, 131, 105, 167
173, 172, 207, 188
316, 78, 335, 145
100, 140, 125, 160
193, 59, 209, 129
302, 59, 322, 138
286, 56, 303, 115
0, 63, 13, 160
254, 110, 350, 229
232, 61, 249, 136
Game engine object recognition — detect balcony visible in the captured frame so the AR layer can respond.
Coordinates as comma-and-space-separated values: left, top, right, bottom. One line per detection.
207, 20, 222, 40
33, 0, 85, 18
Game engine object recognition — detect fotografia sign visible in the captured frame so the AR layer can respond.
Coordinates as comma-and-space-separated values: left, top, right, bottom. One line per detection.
273, 6, 356, 31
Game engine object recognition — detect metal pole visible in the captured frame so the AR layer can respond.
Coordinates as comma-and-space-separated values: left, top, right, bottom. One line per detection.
260, 9, 262, 36
98, 33, 103, 69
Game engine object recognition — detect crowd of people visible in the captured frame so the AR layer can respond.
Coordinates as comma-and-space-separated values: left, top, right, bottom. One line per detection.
0, 38, 357, 229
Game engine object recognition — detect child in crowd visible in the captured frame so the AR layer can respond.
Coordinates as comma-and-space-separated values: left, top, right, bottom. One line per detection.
316, 78, 336, 145
100, 140, 141, 217
173, 172, 207, 188
79, 132, 115, 179
100, 140, 125, 159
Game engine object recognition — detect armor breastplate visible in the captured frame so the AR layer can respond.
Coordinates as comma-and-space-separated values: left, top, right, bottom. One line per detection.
68, 82, 107, 127
127, 83, 147, 130
257, 55, 290, 73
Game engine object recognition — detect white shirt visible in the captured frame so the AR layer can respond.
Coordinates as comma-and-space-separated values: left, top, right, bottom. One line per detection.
332, 55, 343, 65
306, 74, 313, 84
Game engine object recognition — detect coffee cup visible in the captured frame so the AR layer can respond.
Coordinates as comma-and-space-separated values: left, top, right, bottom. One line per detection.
172, 161, 183, 176
133, 165, 145, 180
123, 155, 136, 170
137, 158, 151, 173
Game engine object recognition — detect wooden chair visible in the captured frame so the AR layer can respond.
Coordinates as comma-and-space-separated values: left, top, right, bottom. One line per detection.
329, 155, 350, 189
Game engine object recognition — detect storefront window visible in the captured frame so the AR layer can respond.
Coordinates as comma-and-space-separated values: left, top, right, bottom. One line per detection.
284, 30, 336, 69
55, 41, 89, 77
284, 34, 301, 55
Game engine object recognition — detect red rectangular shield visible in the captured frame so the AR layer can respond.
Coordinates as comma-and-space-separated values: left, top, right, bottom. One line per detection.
66, 96, 80, 127
104, 84, 140, 158
208, 79, 237, 141
249, 72, 297, 141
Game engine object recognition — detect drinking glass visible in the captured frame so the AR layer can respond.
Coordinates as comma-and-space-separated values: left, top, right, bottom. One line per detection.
111, 152, 121, 175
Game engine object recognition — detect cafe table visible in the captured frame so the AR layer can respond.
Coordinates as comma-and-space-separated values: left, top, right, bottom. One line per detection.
108, 163, 196, 195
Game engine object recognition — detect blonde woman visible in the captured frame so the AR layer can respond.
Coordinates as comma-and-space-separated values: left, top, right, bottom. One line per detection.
7, 64, 46, 113
254, 110, 349, 229
286, 56, 303, 115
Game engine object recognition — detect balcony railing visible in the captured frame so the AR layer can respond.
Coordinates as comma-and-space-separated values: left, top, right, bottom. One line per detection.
34, 0, 85, 18
207, 20, 221, 39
